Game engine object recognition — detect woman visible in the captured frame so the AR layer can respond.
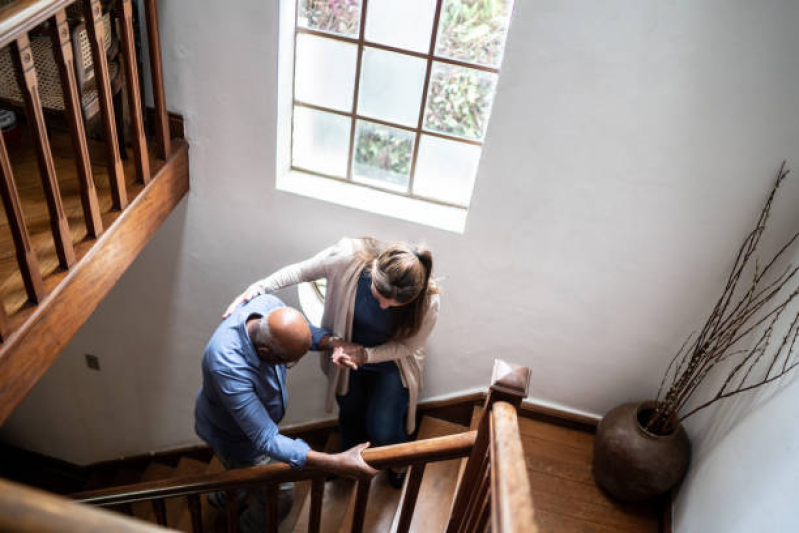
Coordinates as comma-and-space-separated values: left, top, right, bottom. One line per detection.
225, 237, 439, 486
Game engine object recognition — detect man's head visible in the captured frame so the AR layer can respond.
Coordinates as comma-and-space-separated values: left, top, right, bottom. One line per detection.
249, 307, 311, 366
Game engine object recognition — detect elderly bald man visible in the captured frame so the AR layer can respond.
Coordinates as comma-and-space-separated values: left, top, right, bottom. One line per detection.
195, 294, 375, 530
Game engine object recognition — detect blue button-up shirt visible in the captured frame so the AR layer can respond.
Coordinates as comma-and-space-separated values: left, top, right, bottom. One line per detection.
194, 295, 311, 467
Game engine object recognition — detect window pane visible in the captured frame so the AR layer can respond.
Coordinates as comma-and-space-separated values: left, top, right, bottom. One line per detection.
435, 0, 514, 67
413, 135, 481, 205
357, 47, 427, 127
423, 62, 497, 140
294, 34, 357, 111
352, 120, 414, 192
292, 106, 352, 176
297, 0, 362, 37
365, 0, 437, 53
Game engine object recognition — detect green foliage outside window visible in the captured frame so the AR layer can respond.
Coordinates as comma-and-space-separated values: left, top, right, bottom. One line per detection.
353, 124, 413, 185
424, 65, 496, 139
436, 0, 512, 67
299, 0, 361, 36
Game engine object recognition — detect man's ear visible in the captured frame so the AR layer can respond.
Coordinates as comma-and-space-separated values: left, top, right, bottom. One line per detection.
256, 345, 273, 357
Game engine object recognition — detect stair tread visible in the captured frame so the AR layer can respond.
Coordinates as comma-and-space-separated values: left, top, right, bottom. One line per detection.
338, 470, 402, 533
396, 415, 469, 533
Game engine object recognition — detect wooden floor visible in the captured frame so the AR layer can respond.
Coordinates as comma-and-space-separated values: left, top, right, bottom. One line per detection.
519, 415, 662, 532
0, 123, 160, 330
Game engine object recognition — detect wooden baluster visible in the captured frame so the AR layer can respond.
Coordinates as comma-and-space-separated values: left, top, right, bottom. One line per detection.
264, 485, 279, 533
116, 0, 150, 184
152, 498, 167, 526
143, 0, 171, 160
82, 0, 127, 210
0, 300, 7, 339
10, 34, 75, 269
461, 450, 490, 533
0, 131, 44, 307
396, 464, 425, 533
50, 9, 103, 238
225, 489, 239, 533
187, 494, 203, 533
350, 477, 372, 533
309, 476, 324, 533
446, 411, 490, 533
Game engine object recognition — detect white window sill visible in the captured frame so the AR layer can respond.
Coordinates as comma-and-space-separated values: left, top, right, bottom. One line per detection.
276, 170, 467, 233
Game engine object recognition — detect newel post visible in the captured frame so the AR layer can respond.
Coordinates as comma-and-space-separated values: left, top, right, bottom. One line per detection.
445, 360, 530, 533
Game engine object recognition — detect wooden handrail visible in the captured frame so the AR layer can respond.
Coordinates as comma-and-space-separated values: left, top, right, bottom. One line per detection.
0, 477, 172, 533
73, 431, 477, 506
0, 0, 72, 49
490, 402, 537, 533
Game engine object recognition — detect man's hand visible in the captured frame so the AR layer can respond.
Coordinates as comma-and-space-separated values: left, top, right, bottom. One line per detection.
306, 442, 378, 478
330, 340, 366, 369
223, 288, 260, 318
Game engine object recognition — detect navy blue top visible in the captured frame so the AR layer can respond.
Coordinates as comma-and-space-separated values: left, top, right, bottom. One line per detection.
194, 295, 311, 466
309, 270, 397, 350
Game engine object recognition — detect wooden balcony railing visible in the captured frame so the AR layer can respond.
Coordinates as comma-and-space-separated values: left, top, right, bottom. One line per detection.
0, 0, 188, 424
52, 360, 535, 533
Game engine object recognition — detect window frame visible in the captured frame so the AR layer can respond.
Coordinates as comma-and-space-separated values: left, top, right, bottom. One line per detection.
289, 0, 505, 210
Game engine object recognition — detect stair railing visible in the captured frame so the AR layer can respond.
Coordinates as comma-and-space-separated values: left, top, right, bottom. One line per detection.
72, 430, 477, 533
445, 359, 537, 533
0, 0, 171, 343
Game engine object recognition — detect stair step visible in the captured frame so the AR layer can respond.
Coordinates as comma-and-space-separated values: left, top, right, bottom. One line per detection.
393, 416, 468, 533
292, 432, 355, 533
171, 457, 210, 532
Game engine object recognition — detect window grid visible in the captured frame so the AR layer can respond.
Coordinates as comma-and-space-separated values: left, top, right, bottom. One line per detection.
290, 0, 502, 209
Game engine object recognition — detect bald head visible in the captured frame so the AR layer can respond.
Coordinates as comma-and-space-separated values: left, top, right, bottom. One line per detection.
267, 307, 312, 360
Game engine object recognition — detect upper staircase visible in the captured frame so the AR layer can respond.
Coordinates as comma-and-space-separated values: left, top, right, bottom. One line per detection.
0, 0, 188, 423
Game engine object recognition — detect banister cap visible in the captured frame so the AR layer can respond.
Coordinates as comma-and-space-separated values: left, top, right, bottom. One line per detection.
490, 359, 530, 398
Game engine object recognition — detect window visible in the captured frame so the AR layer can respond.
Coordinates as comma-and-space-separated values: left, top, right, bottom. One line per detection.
277, 0, 515, 231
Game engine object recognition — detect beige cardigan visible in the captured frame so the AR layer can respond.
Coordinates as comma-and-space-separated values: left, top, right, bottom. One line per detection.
245, 238, 439, 434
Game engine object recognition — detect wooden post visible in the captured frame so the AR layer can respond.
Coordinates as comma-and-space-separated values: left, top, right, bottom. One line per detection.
350, 478, 372, 533
117, 0, 150, 184
265, 485, 279, 533
10, 33, 75, 269
187, 494, 203, 533
396, 464, 426, 533
152, 498, 166, 526
309, 476, 324, 533
50, 9, 103, 238
490, 402, 537, 533
225, 490, 239, 533
144, 0, 171, 160
0, 131, 44, 305
83, 0, 128, 209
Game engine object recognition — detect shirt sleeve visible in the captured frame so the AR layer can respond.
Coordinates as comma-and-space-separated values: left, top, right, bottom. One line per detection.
209, 368, 310, 468
309, 323, 333, 351
245, 238, 352, 297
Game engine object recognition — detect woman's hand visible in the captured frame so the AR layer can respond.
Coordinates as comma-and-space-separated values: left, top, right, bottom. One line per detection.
331, 344, 366, 370
223, 287, 260, 318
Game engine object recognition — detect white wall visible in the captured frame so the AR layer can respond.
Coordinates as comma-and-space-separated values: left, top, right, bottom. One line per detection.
1, 5, 798, 515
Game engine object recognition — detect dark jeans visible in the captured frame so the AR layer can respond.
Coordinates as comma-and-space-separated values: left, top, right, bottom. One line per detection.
336, 361, 410, 452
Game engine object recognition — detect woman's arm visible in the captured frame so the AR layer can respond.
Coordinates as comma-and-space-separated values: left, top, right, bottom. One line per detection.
224, 238, 352, 317
364, 295, 440, 365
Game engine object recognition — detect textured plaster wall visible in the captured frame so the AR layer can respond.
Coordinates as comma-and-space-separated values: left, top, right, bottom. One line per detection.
1, 12, 798, 531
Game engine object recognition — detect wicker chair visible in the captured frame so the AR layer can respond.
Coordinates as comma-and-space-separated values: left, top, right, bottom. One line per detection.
0, 2, 125, 149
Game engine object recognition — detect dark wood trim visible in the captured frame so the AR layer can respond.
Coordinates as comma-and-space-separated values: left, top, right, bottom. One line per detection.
83, 0, 127, 210
0, 130, 44, 307
144, 0, 171, 160
117, 0, 150, 184
0, 0, 76, 50
11, 33, 75, 269
0, 141, 189, 425
50, 9, 104, 239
